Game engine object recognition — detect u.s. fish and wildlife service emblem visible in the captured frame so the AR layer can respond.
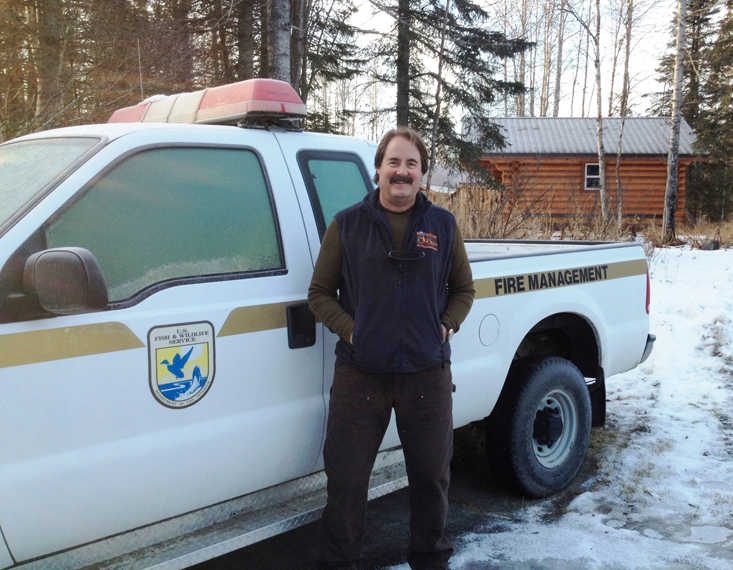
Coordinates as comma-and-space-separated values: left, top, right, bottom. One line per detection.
148, 322, 215, 408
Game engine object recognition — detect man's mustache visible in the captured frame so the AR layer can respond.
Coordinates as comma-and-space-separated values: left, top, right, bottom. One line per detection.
390, 175, 413, 184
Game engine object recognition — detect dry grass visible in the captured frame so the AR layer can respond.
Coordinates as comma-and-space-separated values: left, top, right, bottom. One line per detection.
636, 219, 733, 250
428, 186, 732, 252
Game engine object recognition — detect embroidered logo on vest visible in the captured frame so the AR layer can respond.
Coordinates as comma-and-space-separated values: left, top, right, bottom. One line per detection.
416, 231, 438, 252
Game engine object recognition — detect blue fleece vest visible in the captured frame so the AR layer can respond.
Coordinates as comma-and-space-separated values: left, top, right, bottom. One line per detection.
334, 190, 456, 373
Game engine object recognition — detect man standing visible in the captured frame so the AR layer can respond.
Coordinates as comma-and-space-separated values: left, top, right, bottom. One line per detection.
308, 127, 475, 569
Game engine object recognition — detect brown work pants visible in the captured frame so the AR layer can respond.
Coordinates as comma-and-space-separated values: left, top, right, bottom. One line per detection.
320, 359, 454, 569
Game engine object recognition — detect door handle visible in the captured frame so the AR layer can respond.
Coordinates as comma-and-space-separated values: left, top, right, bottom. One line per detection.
286, 302, 316, 349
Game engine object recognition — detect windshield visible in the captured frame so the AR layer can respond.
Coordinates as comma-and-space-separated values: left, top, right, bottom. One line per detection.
0, 137, 99, 232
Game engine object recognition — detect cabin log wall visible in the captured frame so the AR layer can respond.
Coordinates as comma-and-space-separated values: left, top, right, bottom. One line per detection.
481, 156, 689, 220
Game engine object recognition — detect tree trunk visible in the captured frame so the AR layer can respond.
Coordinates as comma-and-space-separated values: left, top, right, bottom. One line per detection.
685, 3, 705, 127
607, 4, 624, 116
517, 0, 527, 116
427, 0, 450, 191
2, 0, 30, 139
290, 0, 304, 90
177, 0, 194, 88
35, 0, 64, 123
213, 0, 234, 81
298, 0, 312, 101
396, 0, 411, 126
259, 0, 270, 77
530, 3, 540, 116
540, 0, 555, 116
570, 8, 582, 116
210, 27, 221, 79
503, 0, 508, 115
237, 0, 255, 79
616, 0, 633, 233
370, 79, 379, 140
581, 0, 591, 116
553, 0, 566, 117
663, 0, 687, 242
594, 0, 608, 221
270, 0, 291, 83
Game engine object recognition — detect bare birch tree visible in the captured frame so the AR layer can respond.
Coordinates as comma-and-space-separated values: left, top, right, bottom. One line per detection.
570, 16, 582, 115
615, 0, 633, 233
567, 0, 608, 219
540, 0, 556, 116
663, 0, 687, 242
607, 0, 626, 115
517, 0, 529, 115
291, 0, 305, 87
260, 0, 271, 77
593, 0, 608, 220
553, 0, 567, 116
271, 0, 292, 82
581, 0, 591, 116
529, 2, 541, 116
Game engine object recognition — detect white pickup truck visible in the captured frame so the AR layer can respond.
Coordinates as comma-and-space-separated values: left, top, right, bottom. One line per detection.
0, 80, 654, 569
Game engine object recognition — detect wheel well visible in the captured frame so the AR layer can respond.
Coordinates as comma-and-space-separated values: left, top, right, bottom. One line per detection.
491, 313, 606, 427
513, 313, 600, 377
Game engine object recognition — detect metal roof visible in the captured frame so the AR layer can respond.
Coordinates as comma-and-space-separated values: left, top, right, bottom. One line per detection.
484, 117, 697, 156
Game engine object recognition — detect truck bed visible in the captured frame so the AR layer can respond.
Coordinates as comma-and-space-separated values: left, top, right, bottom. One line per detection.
465, 239, 641, 261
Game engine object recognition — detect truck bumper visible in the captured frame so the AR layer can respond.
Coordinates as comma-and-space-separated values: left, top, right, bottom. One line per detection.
640, 333, 656, 363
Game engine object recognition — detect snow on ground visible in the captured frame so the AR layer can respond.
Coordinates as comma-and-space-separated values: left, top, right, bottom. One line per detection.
403, 246, 733, 569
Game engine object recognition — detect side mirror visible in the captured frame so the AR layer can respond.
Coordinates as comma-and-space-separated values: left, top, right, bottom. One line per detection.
23, 247, 108, 315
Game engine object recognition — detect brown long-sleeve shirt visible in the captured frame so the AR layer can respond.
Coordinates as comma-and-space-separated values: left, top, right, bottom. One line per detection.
308, 206, 475, 343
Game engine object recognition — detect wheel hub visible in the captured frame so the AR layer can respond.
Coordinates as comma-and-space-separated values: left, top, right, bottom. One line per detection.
531, 390, 578, 468
534, 407, 563, 447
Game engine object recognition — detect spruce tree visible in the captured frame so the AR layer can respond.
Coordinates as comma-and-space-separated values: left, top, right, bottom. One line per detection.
651, 0, 720, 124
694, 0, 733, 220
651, 0, 729, 222
368, 0, 531, 176
295, 0, 365, 106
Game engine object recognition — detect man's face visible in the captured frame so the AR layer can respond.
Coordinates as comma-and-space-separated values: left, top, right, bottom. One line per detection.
376, 135, 423, 212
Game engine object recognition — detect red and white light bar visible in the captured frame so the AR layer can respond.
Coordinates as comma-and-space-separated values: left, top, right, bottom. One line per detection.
108, 78, 306, 124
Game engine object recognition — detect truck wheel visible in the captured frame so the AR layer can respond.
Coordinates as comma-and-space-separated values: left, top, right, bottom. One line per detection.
488, 357, 592, 498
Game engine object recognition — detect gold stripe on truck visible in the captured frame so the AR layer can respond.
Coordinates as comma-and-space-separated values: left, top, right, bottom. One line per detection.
0, 322, 144, 368
475, 258, 647, 299
217, 301, 292, 337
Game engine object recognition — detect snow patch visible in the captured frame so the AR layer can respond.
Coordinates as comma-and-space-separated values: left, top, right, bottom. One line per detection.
392, 247, 733, 569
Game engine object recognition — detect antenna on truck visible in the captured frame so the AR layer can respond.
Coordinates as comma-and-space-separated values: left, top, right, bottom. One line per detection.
107, 79, 306, 130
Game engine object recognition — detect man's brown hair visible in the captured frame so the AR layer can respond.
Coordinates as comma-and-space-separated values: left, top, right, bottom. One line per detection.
373, 127, 429, 184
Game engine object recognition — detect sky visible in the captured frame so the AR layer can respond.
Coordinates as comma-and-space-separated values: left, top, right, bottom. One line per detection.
349, 0, 679, 138
390, 243, 733, 569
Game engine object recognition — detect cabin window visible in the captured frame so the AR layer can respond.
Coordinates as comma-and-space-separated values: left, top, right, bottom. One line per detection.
585, 163, 601, 190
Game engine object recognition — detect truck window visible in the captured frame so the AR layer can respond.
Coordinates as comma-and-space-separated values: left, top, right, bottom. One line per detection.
0, 137, 99, 235
44, 147, 283, 303
297, 151, 372, 238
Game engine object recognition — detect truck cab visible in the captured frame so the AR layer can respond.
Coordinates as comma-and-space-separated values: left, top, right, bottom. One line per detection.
0, 82, 377, 567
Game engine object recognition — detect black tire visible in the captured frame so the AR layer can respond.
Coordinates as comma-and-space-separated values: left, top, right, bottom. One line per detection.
487, 357, 592, 497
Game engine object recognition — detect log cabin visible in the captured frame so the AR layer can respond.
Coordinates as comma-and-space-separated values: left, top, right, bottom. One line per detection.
480, 117, 697, 220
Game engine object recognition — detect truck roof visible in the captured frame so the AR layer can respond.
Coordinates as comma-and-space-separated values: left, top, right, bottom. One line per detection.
8, 121, 378, 150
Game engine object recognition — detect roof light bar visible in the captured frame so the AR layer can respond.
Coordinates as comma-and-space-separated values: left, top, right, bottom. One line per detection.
108, 79, 306, 126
